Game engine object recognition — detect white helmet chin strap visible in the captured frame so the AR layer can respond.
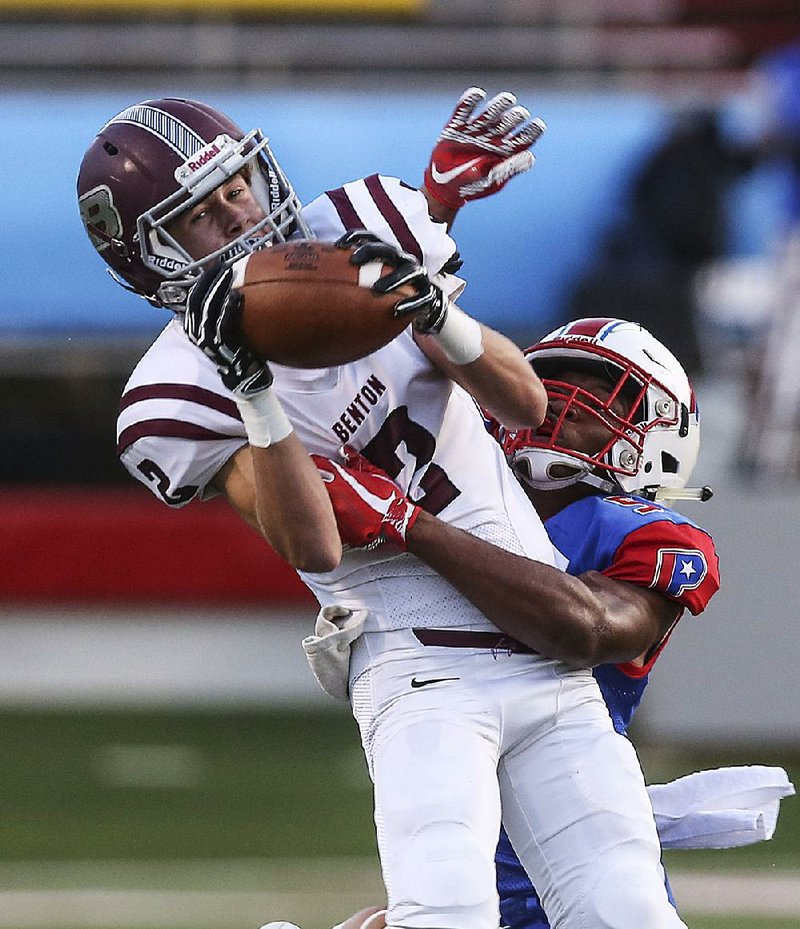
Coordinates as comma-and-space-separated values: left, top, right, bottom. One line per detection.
511, 449, 618, 494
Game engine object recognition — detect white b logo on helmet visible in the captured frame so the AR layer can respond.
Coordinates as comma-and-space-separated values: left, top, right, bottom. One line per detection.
79, 185, 123, 252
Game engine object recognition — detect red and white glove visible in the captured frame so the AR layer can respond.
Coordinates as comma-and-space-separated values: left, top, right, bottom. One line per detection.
424, 86, 546, 210
312, 449, 420, 551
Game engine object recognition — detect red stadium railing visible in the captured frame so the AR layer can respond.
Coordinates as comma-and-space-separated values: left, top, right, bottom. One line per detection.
0, 488, 315, 606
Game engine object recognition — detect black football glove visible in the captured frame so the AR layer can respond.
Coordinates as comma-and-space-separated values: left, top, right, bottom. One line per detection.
184, 262, 273, 395
440, 250, 464, 275
335, 231, 449, 334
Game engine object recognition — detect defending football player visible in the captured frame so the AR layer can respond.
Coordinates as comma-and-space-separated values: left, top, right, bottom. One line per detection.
78, 92, 691, 929
298, 318, 791, 929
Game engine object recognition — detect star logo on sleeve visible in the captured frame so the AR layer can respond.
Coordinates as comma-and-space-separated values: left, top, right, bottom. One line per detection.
652, 548, 708, 598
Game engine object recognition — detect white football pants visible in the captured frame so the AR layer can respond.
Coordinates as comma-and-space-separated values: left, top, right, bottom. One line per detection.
348, 630, 686, 929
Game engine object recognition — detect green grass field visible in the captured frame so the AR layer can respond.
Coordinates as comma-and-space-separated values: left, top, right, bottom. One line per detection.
0, 708, 375, 862
0, 708, 796, 929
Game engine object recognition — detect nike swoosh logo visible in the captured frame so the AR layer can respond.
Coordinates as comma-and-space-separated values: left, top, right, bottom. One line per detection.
429, 158, 482, 185
410, 676, 460, 689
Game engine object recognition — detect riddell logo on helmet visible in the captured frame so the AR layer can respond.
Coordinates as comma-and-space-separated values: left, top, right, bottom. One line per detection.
175, 134, 237, 184
151, 254, 186, 272
186, 143, 221, 173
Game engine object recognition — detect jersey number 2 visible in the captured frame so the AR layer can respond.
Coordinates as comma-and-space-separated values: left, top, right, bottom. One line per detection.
137, 459, 198, 506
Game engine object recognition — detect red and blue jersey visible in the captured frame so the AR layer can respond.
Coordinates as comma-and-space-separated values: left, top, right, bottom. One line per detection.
547, 493, 718, 732
496, 491, 720, 929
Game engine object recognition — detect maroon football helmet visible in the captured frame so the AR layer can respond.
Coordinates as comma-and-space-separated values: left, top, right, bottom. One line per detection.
77, 98, 309, 308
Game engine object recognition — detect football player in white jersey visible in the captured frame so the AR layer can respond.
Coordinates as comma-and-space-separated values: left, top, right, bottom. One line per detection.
78, 92, 689, 929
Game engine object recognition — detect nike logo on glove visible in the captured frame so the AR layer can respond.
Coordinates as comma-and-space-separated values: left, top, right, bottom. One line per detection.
429, 158, 482, 185
410, 676, 460, 689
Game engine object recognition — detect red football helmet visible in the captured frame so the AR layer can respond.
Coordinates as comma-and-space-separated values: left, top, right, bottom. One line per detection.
503, 318, 700, 496
77, 97, 309, 308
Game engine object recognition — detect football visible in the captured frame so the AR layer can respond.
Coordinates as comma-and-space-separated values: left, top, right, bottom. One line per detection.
235, 241, 416, 368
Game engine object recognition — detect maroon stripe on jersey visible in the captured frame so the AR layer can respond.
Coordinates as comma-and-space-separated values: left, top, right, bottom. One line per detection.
364, 174, 423, 261
117, 418, 242, 456
326, 186, 363, 231
120, 383, 240, 420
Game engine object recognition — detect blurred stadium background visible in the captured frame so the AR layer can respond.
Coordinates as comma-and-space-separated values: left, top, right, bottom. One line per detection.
1, 1, 800, 927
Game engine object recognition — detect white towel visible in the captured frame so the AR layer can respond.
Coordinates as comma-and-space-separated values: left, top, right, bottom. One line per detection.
648, 764, 795, 849
302, 605, 368, 701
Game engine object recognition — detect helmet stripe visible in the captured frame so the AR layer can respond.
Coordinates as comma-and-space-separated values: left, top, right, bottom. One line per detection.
105, 104, 206, 159
563, 318, 625, 340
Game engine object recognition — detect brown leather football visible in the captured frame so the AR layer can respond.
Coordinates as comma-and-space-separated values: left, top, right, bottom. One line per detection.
235, 241, 415, 368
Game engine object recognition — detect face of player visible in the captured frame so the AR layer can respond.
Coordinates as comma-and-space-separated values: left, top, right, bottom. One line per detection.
166, 171, 267, 261
540, 368, 630, 460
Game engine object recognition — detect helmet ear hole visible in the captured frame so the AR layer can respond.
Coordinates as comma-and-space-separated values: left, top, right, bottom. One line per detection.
661, 451, 679, 474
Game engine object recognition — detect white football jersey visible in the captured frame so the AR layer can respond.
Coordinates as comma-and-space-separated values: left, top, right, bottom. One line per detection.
118, 174, 557, 631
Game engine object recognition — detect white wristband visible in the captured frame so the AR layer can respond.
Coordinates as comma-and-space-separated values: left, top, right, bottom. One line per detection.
235, 388, 293, 448
432, 302, 484, 365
